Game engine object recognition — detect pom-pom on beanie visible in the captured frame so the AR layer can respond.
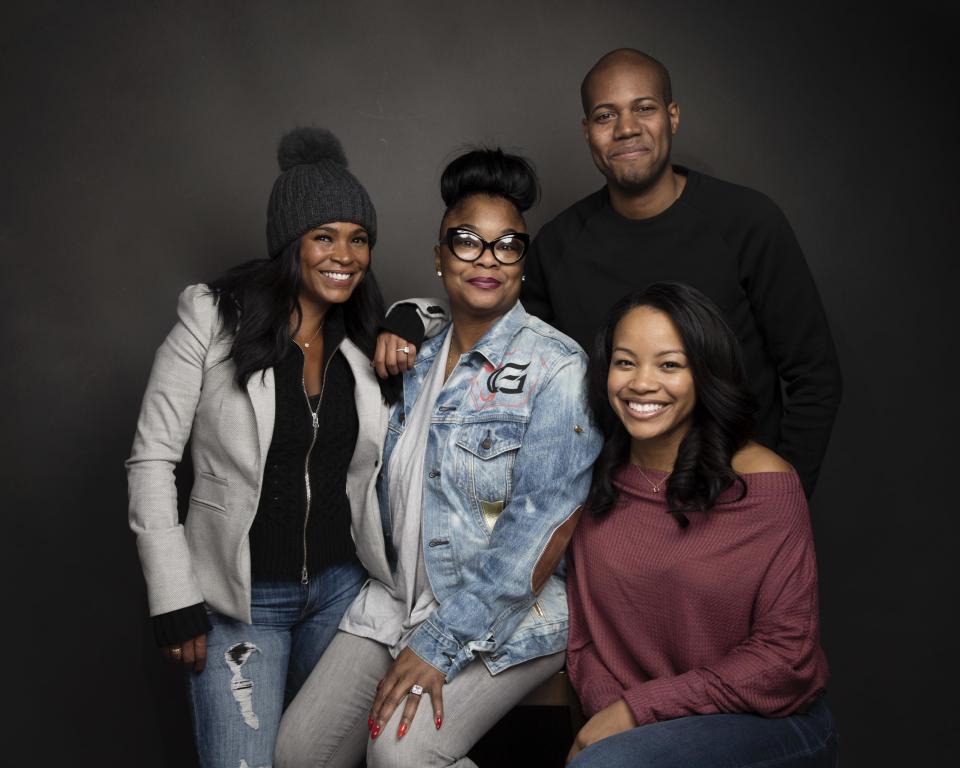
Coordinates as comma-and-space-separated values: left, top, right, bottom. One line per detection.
265, 127, 377, 257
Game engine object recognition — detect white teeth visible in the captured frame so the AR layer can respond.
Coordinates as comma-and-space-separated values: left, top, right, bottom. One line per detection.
627, 402, 666, 413
321, 271, 352, 282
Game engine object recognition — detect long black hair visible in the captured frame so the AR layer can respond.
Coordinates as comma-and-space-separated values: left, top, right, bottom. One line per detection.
207, 237, 400, 402
585, 282, 756, 527
440, 147, 540, 216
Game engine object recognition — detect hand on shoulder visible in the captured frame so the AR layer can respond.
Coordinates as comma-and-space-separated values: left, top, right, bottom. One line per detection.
731, 442, 794, 474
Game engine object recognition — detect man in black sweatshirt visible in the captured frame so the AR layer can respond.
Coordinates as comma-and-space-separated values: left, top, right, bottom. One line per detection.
523, 48, 841, 497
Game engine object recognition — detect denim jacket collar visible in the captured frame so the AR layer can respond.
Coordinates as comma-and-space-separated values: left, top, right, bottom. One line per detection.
416, 300, 528, 372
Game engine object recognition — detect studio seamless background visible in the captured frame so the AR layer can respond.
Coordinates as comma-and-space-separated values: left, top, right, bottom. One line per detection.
3, 1, 956, 765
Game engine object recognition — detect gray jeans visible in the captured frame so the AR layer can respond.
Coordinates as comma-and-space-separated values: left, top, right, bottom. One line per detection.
275, 630, 565, 768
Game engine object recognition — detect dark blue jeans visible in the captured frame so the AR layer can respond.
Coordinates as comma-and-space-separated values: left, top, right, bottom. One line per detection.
569, 696, 838, 768
186, 560, 366, 768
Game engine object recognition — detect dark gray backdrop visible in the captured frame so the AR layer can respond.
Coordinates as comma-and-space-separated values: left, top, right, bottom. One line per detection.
3, 1, 956, 765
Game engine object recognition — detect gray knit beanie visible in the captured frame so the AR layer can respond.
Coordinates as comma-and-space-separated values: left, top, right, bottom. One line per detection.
266, 127, 377, 257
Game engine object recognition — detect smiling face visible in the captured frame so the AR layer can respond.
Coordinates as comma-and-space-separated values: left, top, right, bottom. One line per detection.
582, 59, 679, 194
297, 221, 370, 313
434, 194, 525, 324
607, 306, 696, 464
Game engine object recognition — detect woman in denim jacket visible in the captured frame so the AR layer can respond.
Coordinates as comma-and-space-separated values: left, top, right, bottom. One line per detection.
276, 150, 601, 767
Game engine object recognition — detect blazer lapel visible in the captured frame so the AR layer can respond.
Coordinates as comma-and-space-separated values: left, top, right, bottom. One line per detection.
246, 367, 275, 467
339, 340, 394, 582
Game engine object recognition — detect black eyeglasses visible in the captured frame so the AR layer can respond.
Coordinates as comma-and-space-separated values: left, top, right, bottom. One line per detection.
441, 228, 530, 265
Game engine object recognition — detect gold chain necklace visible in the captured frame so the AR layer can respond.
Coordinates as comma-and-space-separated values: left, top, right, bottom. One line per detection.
635, 464, 671, 493
295, 319, 324, 349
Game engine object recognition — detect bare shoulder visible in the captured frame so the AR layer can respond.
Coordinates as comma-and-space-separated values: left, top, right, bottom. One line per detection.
731, 442, 795, 474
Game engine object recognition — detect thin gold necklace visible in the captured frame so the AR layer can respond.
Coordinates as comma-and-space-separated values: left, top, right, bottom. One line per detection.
294, 319, 324, 349
635, 463, 671, 493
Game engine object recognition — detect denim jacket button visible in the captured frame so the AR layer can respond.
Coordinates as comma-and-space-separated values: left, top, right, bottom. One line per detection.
428, 469, 440, 478
481, 437, 493, 450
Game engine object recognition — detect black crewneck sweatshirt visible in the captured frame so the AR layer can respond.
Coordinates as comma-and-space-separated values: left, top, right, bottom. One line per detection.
522, 168, 842, 497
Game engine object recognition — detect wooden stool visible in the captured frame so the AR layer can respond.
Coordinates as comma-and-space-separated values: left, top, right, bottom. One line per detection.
518, 668, 585, 736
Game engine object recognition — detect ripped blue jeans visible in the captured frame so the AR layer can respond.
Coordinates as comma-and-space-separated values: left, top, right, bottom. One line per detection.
187, 560, 366, 768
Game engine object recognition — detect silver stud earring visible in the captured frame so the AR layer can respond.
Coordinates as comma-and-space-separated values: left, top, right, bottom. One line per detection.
521, 274, 526, 282
436, 270, 442, 277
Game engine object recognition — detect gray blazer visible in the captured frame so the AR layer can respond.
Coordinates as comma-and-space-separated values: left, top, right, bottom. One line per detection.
127, 284, 445, 623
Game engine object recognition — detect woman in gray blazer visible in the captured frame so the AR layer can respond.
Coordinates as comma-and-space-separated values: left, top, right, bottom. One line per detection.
127, 127, 444, 768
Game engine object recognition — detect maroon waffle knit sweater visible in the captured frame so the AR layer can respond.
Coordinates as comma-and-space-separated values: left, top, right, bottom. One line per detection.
567, 465, 829, 725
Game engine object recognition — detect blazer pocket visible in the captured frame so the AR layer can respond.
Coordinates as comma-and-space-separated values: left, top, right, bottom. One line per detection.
188, 471, 228, 517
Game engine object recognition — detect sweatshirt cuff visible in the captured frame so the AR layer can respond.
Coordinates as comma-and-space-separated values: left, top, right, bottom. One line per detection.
582, 675, 626, 717
622, 676, 682, 726
380, 304, 426, 349
152, 603, 213, 647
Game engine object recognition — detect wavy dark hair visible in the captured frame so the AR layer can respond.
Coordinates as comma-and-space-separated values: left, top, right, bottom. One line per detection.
585, 282, 756, 527
207, 237, 400, 402
440, 147, 540, 217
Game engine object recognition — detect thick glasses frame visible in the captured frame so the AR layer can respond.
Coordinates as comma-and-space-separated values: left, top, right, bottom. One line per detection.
440, 228, 530, 265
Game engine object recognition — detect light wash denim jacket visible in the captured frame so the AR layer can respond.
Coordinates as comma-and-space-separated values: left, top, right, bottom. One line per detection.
379, 302, 601, 680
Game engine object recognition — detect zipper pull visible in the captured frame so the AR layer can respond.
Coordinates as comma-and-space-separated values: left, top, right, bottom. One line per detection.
301, 565, 309, 585
311, 411, 319, 429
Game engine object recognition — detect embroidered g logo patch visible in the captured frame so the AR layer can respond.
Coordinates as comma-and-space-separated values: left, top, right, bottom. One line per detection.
487, 362, 530, 394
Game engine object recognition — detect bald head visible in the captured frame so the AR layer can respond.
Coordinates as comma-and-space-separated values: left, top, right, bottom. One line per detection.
580, 49, 673, 115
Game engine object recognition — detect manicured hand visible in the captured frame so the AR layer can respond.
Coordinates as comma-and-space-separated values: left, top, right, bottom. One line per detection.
373, 333, 418, 378
161, 633, 207, 673
566, 699, 636, 763
368, 647, 445, 740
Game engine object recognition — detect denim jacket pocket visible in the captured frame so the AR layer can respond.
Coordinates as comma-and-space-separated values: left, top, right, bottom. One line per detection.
454, 421, 525, 534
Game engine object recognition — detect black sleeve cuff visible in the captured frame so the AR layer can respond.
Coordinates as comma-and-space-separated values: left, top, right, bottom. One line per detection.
380, 304, 426, 349
152, 603, 213, 647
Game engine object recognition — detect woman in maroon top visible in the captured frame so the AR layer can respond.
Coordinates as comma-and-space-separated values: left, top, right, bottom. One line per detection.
565, 282, 838, 767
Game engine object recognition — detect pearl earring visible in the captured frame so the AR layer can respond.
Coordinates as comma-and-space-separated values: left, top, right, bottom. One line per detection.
521, 274, 526, 282
436, 270, 442, 277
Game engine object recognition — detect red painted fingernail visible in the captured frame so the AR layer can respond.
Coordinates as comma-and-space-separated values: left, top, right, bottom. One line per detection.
371, 724, 381, 739
368, 716, 374, 729
397, 722, 408, 739
436, 715, 443, 730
